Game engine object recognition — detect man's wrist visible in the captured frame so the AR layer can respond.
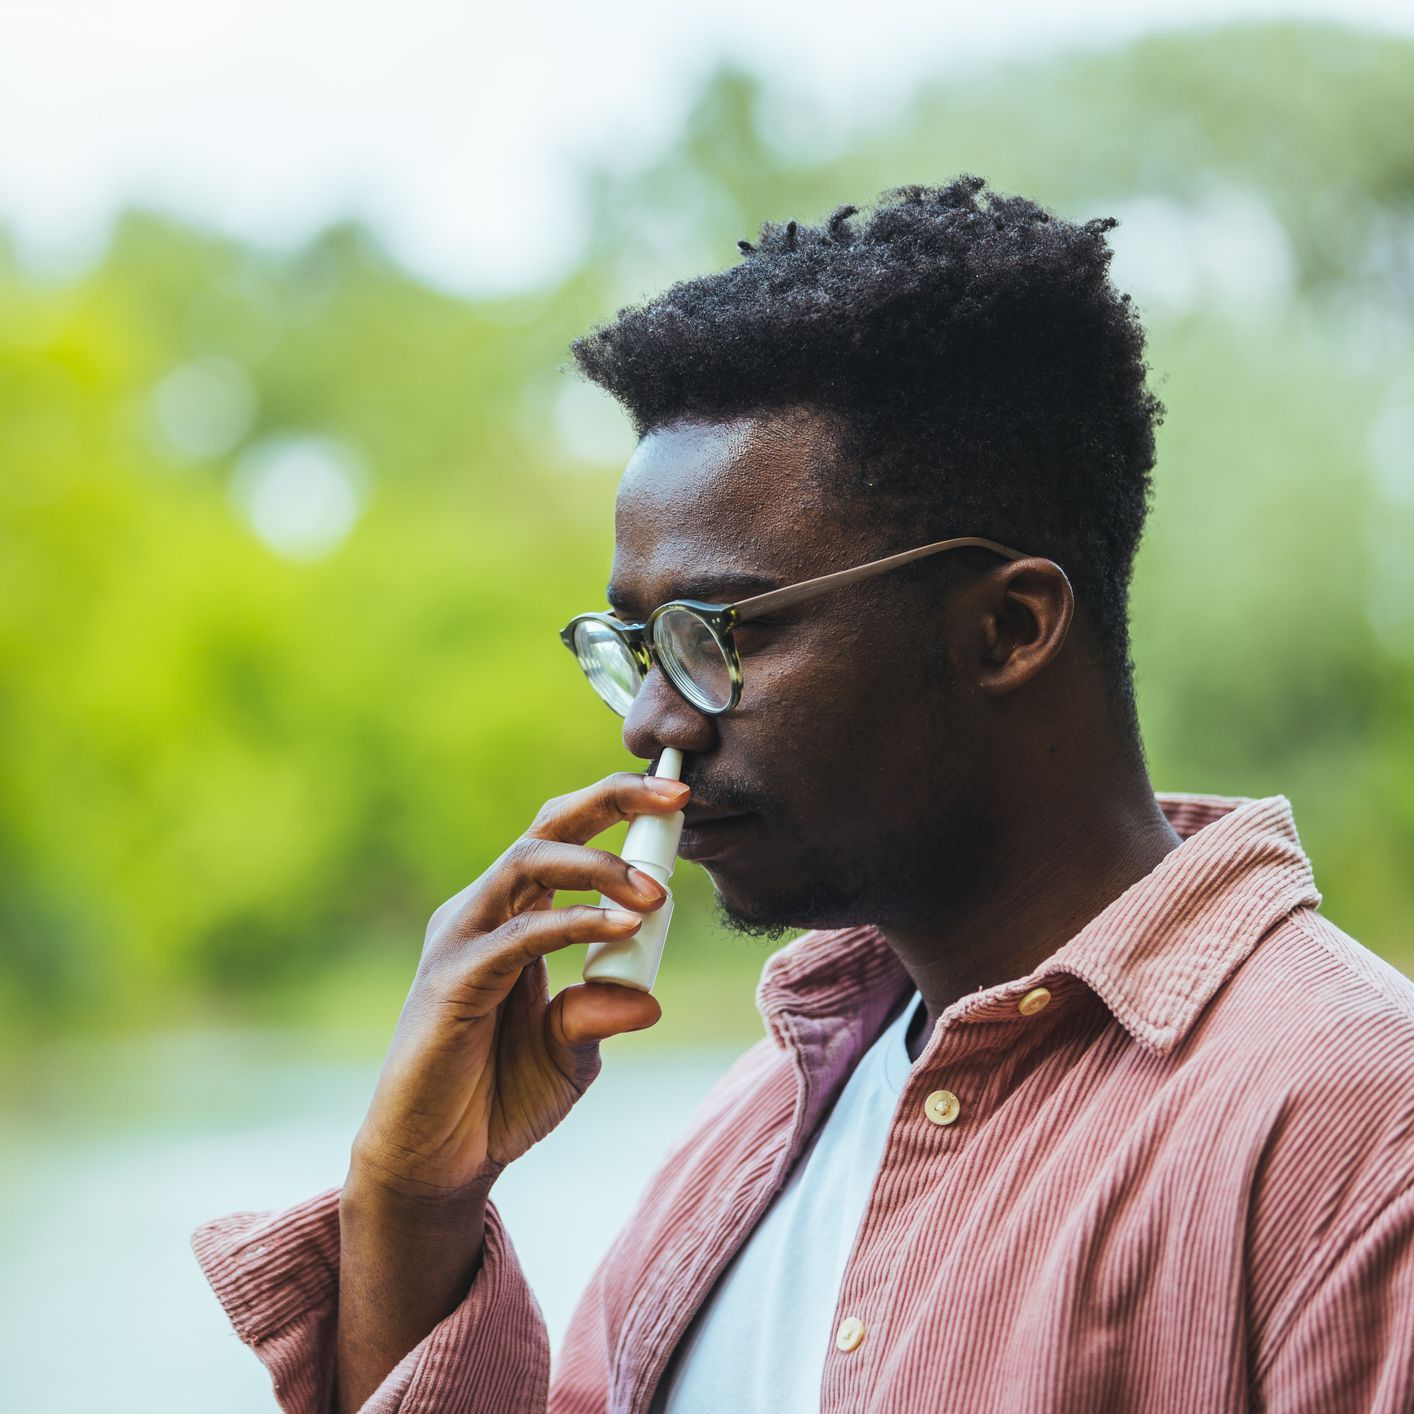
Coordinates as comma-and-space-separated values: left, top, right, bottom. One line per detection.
340, 1181, 493, 1251
342, 1151, 502, 1228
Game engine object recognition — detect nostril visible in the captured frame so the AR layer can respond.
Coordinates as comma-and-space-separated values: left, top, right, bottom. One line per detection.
621, 678, 719, 764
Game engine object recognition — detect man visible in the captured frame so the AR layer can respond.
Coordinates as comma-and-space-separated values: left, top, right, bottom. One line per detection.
192, 177, 1414, 1412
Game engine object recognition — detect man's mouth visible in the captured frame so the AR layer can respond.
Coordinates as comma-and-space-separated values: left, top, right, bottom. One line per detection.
678, 810, 756, 861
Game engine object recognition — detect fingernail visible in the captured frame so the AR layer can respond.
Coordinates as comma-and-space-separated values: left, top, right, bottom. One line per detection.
604, 909, 642, 927
629, 868, 666, 899
646, 778, 689, 799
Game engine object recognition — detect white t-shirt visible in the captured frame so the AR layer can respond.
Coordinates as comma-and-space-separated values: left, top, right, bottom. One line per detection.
652, 987, 926, 1413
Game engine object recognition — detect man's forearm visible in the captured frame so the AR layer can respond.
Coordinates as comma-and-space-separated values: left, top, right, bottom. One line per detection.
334, 1170, 492, 1414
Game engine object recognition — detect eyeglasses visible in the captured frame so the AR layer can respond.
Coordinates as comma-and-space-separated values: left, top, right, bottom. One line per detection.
559, 534, 1038, 717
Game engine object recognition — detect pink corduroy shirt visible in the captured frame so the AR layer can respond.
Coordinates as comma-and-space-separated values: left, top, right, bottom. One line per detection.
192, 792, 1414, 1412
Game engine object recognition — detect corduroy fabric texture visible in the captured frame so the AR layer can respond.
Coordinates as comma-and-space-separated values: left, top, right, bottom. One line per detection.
192, 793, 1414, 1412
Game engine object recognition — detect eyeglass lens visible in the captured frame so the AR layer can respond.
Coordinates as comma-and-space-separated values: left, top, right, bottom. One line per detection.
573, 610, 734, 714
653, 608, 733, 711
572, 619, 642, 715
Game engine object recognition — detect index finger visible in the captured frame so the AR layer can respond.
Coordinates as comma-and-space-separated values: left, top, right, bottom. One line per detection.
524, 769, 690, 846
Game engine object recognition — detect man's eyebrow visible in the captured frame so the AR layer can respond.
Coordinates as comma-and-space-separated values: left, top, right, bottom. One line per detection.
605, 571, 783, 613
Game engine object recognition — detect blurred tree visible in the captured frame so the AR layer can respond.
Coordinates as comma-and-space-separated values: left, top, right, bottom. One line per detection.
1, 20, 1410, 1049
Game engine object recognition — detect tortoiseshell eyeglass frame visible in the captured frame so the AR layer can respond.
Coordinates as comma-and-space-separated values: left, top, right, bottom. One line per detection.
560, 534, 1047, 716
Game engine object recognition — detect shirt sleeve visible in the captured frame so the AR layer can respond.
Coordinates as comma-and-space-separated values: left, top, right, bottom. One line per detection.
1254, 1179, 1414, 1412
190, 1183, 551, 1413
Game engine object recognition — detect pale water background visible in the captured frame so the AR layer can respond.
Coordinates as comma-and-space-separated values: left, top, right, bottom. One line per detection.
0, 1029, 743, 1412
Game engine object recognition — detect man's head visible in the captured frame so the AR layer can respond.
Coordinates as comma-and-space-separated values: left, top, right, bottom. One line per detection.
568, 176, 1165, 939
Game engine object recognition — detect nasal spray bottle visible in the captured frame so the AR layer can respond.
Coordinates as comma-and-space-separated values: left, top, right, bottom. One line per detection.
581, 748, 685, 992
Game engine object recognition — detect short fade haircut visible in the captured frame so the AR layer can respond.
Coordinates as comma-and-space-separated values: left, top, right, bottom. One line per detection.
570, 174, 1165, 724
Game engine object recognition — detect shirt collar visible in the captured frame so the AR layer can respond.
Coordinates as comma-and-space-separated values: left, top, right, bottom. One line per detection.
754, 792, 1322, 1069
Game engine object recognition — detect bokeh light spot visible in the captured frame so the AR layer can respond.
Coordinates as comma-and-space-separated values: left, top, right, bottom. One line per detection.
228, 434, 368, 560
154, 355, 257, 459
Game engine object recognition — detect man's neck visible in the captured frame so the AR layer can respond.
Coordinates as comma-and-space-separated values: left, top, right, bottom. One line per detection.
890, 774, 1184, 1066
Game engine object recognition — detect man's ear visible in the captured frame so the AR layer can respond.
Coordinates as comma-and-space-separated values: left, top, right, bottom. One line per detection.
972, 558, 1074, 695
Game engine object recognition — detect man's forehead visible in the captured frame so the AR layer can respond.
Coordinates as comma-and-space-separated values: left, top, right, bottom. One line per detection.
607, 414, 838, 611
615, 414, 825, 518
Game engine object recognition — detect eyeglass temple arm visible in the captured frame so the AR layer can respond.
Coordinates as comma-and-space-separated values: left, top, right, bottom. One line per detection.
731, 536, 1030, 619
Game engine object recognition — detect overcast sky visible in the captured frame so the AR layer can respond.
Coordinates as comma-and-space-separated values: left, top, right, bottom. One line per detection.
3, 0, 1412, 292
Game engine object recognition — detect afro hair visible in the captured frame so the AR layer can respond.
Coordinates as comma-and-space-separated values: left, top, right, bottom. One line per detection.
570, 175, 1165, 714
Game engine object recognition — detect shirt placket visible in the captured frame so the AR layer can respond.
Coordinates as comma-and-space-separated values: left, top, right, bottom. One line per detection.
821, 985, 1060, 1410
626, 1044, 831, 1414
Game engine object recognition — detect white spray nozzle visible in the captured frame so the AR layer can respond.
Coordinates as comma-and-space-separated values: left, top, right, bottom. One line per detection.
581, 747, 687, 993
621, 749, 685, 878
653, 747, 684, 781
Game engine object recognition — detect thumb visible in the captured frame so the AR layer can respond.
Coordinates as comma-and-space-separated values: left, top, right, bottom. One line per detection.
549, 980, 663, 1051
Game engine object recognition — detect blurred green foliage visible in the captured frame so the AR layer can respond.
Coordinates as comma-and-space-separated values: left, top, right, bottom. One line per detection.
2, 20, 1411, 1052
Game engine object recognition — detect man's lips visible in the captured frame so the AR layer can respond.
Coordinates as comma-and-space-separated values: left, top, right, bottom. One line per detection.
678, 810, 755, 861
681, 803, 746, 825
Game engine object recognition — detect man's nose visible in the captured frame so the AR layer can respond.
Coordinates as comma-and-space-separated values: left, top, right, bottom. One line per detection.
622, 661, 718, 763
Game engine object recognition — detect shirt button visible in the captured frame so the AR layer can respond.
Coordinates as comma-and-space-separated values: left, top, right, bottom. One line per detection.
923, 1089, 960, 1125
1018, 986, 1051, 1016
836, 1316, 866, 1351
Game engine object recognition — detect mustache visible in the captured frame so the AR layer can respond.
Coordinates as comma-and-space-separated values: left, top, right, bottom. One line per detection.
672, 768, 763, 818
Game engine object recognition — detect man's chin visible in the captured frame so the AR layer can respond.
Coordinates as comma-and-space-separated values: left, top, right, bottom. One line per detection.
708, 873, 873, 942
